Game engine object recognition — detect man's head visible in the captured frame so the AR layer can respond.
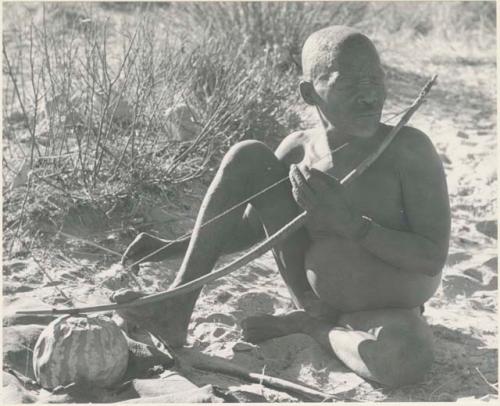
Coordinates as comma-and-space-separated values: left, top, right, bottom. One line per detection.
300, 26, 386, 138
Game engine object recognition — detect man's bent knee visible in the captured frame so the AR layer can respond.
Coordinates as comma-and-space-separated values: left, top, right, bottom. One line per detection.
220, 140, 278, 175
362, 321, 434, 387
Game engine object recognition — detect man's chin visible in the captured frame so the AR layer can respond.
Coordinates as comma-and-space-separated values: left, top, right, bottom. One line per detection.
348, 123, 380, 138
337, 114, 381, 138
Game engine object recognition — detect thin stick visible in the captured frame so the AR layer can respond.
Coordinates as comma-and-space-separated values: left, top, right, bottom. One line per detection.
28, 230, 73, 303
475, 367, 498, 393
179, 350, 341, 401
56, 230, 122, 257
9, 170, 33, 255
16, 75, 437, 316
31, 254, 72, 302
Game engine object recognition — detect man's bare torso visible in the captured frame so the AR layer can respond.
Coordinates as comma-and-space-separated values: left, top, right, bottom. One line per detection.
276, 124, 442, 313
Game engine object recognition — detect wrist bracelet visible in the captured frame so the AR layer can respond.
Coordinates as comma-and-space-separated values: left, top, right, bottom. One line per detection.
354, 215, 373, 241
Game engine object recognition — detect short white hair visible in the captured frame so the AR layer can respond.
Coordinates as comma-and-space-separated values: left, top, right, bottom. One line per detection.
301, 26, 378, 81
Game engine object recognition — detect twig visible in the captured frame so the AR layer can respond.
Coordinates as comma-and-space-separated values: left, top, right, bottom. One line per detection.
55, 231, 120, 256
28, 231, 72, 303
178, 349, 341, 402
428, 375, 461, 401
28, 23, 43, 168
2, 42, 41, 160
475, 367, 498, 393
31, 254, 72, 302
9, 171, 33, 255
6, 369, 40, 391
31, 173, 77, 200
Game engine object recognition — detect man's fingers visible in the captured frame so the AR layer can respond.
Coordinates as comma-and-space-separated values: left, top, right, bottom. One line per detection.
307, 168, 341, 192
293, 189, 315, 212
308, 168, 340, 185
290, 166, 317, 211
290, 164, 316, 196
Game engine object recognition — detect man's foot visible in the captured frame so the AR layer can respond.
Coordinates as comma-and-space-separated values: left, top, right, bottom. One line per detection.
110, 289, 195, 348
121, 233, 183, 272
241, 311, 315, 343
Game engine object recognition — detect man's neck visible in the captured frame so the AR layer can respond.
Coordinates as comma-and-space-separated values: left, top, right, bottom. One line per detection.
316, 107, 381, 150
321, 122, 382, 152
324, 126, 351, 148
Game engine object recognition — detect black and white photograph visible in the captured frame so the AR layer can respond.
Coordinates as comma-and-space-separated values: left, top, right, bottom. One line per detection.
2, 1, 497, 403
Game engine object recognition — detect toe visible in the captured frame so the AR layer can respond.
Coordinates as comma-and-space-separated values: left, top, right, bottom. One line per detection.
111, 289, 146, 304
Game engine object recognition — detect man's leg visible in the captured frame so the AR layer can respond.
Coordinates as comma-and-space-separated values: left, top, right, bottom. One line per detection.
120, 197, 267, 266
114, 140, 310, 347
243, 307, 434, 388
325, 308, 434, 387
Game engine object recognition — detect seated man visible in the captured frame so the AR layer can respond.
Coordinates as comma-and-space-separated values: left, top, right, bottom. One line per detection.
115, 25, 451, 388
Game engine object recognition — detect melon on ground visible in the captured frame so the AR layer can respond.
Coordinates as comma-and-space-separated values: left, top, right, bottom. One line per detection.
33, 314, 129, 390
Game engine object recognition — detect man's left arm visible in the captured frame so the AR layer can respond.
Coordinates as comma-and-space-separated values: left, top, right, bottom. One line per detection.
357, 129, 451, 276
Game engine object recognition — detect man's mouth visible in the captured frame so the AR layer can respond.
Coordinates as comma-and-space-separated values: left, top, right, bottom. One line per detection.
356, 112, 379, 118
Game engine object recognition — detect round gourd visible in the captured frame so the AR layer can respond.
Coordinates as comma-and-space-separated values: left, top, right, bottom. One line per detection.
33, 314, 129, 389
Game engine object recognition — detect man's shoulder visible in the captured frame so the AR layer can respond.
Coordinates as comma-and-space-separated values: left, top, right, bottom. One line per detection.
274, 128, 318, 162
384, 124, 442, 174
386, 124, 438, 161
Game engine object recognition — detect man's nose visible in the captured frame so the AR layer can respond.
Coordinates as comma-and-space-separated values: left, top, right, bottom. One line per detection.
357, 85, 378, 106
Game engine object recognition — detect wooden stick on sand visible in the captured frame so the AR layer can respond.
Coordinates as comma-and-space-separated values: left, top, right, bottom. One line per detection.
178, 349, 342, 401
16, 75, 437, 317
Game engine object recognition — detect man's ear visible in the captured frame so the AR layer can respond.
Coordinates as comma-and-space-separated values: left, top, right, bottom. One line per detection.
299, 81, 317, 106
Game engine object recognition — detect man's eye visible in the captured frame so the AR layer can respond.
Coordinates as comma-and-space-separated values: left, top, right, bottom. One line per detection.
335, 77, 356, 89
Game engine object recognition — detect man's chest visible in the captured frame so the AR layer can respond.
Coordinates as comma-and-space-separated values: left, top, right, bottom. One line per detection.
302, 137, 407, 230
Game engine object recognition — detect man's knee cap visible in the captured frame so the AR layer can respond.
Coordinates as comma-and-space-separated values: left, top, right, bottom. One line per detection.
379, 326, 434, 387
221, 140, 272, 171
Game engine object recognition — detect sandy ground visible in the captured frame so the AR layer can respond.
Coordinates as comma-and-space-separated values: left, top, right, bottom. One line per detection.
3, 38, 497, 403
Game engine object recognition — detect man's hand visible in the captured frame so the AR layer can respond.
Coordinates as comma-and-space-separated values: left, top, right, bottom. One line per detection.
289, 164, 363, 239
